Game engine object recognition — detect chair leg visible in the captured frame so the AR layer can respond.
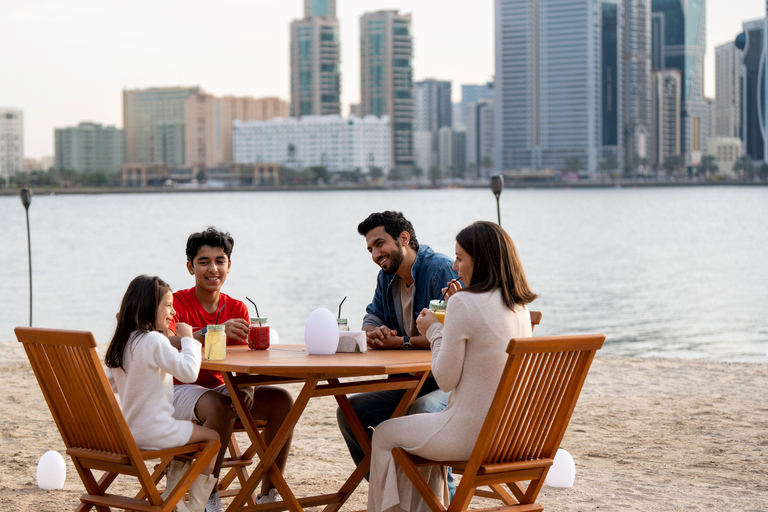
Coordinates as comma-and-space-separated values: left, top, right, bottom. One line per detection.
392, 448, 447, 512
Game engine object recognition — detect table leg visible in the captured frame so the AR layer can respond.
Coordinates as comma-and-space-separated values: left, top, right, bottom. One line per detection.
222, 372, 318, 512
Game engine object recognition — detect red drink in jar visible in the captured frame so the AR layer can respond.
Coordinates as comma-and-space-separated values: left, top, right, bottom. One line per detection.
248, 318, 270, 350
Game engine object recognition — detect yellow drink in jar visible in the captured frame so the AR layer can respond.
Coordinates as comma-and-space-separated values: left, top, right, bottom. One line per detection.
429, 300, 447, 325
205, 325, 226, 360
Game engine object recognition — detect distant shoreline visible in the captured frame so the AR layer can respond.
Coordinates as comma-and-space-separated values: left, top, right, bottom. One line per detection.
1, 179, 765, 196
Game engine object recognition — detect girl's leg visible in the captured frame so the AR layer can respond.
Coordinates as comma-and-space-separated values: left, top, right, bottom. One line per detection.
187, 424, 220, 475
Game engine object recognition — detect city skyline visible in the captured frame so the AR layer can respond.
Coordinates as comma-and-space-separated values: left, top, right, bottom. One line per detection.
0, 0, 764, 160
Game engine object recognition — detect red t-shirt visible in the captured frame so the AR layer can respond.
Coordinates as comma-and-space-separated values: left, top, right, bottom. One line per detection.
170, 287, 249, 388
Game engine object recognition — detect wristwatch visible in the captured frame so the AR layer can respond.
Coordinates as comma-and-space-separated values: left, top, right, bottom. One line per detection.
401, 336, 412, 350
200, 326, 208, 336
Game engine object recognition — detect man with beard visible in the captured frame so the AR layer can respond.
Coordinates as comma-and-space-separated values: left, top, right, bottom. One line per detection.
336, 211, 458, 496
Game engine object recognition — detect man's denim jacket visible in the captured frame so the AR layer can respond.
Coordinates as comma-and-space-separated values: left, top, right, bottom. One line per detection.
362, 244, 458, 334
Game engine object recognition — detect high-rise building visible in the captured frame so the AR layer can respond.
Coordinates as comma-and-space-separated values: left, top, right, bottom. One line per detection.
54, 122, 125, 173
360, 10, 414, 170
185, 94, 289, 168
466, 98, 495, 178
233, 114, 391, 174
737, 19, 767, 162
601, 0, 625, 171
494, 0, 602, 176
714, 42, 741, 139
651, 0, 707, 166
414, 79, 452, 170
651, 69, 682, 168
305, 0, 336, 18
0, 108, 24, 175
622, 0, 652, 174
123, 86, 200, 164
290, 16, 341, 117
460, 82, 493, 126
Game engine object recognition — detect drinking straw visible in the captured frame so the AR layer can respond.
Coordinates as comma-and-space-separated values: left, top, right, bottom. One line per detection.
338, 296, 347, 319
246, 297, 261, 325
440, 280, 458, 302
215, 303, 225, 325
246, 297, 260, 318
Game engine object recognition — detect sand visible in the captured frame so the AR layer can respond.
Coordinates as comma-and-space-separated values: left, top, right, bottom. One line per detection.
1, 339, 767, 512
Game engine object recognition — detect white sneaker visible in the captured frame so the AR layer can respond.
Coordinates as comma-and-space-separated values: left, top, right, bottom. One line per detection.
205, 490, 225, 512
256, 488, 281, 504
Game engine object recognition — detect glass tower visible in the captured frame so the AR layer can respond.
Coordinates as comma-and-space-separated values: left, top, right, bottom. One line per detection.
290, 17, 341, 117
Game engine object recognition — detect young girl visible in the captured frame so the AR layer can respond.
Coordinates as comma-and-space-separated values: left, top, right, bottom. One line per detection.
105, 275, 220, 512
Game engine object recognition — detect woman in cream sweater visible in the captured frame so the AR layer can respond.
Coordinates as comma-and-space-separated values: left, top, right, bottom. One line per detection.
367, 221, 538, 512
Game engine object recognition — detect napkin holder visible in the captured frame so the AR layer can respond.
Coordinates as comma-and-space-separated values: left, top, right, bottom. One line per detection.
336, 331, 367, 353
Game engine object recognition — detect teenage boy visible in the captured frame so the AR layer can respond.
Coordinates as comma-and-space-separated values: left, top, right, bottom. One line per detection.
335, 211, 459, 497
170, 227, 293, 512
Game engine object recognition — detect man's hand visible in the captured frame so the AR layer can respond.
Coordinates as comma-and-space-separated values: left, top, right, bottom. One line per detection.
365, 325, 402, 349
222, 318, 249, 342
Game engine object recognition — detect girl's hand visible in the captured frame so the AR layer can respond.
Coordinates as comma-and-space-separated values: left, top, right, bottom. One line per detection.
416, 308, 439, 336
441, 279, 462, 300
176, 322, 194, 339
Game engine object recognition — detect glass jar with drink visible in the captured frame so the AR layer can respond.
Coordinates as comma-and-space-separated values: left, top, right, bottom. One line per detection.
205, 324, 227, 360
429, 300, 446, 324
248, 318, 270, 350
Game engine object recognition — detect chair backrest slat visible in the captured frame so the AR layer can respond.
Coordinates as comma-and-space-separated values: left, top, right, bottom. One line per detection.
468, 334, 604, 470
17, 328, 135, 457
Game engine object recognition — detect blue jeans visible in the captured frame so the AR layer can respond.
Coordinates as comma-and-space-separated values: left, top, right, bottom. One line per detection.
335, 376, 456, 500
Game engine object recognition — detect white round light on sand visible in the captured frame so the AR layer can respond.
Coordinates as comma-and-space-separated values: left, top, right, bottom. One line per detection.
270, 327, 279, 346
545, 448, 575, 488
37, 451, 66, 490
304, 308, 339, 355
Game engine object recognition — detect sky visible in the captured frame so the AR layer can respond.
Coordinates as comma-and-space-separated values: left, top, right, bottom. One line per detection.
1, 0, 766, 160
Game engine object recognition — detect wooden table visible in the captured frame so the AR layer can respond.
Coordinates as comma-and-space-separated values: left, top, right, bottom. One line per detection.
201, 344, 433, 512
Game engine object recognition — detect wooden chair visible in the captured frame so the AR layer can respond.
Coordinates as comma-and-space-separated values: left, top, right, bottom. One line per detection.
530, 311, 542, 331
15, 327, 220, 512
392, 333, 605, 512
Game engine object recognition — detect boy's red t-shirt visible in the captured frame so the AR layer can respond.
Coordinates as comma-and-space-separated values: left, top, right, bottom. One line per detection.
170, 287, 249, 388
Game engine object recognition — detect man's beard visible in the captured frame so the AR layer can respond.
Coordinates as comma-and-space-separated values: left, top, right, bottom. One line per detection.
382, 241, 405, 275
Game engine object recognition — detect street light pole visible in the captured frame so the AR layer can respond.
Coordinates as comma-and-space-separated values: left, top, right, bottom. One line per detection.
490, 174, 504, 226
20, 188, 33, 326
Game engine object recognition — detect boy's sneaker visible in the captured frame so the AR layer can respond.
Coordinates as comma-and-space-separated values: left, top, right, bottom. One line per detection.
256, 488, 281, 504
205, 490, 225, 512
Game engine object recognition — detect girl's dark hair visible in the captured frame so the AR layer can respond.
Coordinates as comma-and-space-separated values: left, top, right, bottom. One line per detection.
105, 275, 171, 370
455, 221, 537, 309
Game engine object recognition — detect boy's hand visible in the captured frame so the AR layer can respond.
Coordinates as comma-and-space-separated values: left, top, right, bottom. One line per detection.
223, 318, 250, 342
175, 323, 194, 339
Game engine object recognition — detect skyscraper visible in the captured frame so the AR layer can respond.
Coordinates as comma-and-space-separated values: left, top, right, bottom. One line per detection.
622, 0, 652, 174
651, 69, 682, 168
305, 0, 336, 18
459, 82, 493, 127
494, 0, 602, 176
651, 0, 707, 165
737, 19, 768, 162
54, 122, 124, 173
602, 0, 624, 170
290, 16, 341, 117
0, 108, 24, 175
123, 87, 200, 164
360, 10, 414, 170
715, 41, 742, 138
413, 79, 452, 170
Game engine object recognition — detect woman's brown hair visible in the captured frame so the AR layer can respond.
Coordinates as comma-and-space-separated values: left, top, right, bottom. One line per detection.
455, 221, 537, 309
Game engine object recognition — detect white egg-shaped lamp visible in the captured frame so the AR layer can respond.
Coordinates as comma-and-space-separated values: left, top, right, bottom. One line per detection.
545, 448, 575, 488
270, 327, 279, 346
304, 308, 339, 355
37, 450, 66, 490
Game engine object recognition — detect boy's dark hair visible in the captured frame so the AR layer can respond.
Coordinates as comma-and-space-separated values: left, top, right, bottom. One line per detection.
357, 211, 419, 251
186, 227, 235, 262
105, 275, 171, 370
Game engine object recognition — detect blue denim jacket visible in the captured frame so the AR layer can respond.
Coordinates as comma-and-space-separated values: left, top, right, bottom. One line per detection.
362, 244, 458, 334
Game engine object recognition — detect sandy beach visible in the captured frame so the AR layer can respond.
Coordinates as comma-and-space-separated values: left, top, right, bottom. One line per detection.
1, 339, 767, 512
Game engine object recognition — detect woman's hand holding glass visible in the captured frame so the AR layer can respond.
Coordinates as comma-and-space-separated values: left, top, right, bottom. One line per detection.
417, 308, 440, 336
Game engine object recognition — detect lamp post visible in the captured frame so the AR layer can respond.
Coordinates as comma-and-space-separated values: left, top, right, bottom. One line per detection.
20, 188, 33, 326
490, 174, 504, 226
